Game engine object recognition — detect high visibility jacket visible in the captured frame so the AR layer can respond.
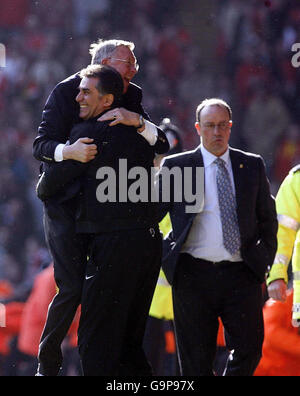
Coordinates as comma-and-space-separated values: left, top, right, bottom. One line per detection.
149, 214, 174, 320
267, 164, 300, 320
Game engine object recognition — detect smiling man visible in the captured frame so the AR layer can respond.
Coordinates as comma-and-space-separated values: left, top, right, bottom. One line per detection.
36, 64, 162, 376
157, 98, 278, 376
33, 39, 169, 377
76, 74, 117, 120
33, 39, 168, 165
101, 42, 138, 93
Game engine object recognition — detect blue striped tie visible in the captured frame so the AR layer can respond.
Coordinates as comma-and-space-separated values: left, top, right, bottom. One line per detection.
215, 158, 241, 255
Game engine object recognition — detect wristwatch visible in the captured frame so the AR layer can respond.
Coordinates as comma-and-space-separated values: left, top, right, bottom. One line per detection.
137, 115, 145, 132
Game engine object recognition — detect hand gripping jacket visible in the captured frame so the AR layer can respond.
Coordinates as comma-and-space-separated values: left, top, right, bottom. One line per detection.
267, 165, 300, 320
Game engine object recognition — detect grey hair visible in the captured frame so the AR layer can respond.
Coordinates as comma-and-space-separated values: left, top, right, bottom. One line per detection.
89, 39, 135, 65
196, 98, 232, 122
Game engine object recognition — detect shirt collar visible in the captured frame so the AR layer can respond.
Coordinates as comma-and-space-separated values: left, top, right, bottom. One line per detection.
200, 144, 230, 168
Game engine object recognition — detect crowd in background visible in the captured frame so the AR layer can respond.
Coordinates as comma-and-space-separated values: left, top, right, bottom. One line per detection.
0, 0, 300, 375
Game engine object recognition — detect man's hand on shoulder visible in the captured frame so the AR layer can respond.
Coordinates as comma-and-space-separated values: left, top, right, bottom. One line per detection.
62, 137, 97, 163
98, 108, 162, 147
98, 108, 142, 128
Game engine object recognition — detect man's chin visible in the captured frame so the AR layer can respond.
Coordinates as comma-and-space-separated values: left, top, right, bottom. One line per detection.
79, 110, 89, 120
215, 148, 228, 157
123, 80, 130, 93
209, 142, 228, 156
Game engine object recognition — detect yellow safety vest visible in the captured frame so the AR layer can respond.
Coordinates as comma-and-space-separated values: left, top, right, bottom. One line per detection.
267, 165, 300, 320
149, 214, 174, 320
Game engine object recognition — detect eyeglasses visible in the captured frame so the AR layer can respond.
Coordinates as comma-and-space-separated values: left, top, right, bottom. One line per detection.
202, 121, 231, 131
108, 57, 139, 71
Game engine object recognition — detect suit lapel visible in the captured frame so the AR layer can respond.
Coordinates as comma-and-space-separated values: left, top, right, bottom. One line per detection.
189, 146, 204, 167
229, 148, 248, 222
191, 146, 204, 199
190, 147, 205, 214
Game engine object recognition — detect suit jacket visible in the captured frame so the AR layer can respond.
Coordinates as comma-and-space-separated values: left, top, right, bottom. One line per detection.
158, 146, 278, 285
74, 121, 159, 233
37, 117, 159, 231
36, 99, 169, 201
33, 73, 168, 163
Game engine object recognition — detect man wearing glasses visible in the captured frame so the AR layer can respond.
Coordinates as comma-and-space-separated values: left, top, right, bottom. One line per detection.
157, 98, 278, 376
33, 39, 169, 376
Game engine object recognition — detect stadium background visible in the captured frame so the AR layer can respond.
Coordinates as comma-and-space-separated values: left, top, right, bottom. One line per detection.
0, 0, 299, 375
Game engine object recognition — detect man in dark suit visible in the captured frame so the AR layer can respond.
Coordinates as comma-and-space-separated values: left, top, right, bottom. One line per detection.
157, 98, 278, 376
33, 39, 168, 376
33, 39, 168, 163
38, 64, 163, 375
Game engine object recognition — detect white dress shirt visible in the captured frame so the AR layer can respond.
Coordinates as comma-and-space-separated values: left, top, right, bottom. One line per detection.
54, 120, 158, 162
181, 144, 242, 262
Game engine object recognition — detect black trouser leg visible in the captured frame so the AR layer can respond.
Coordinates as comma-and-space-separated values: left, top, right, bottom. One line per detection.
172, 255, 219, 376
78, 227, 162, 376
221, 280, 264, 376
172, 254, 264, 376
38, 199, 88, 376
143, 317, 166, 376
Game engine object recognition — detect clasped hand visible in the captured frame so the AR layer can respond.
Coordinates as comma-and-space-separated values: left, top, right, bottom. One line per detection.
98, 108, 141, 127
62, 108, 141, 163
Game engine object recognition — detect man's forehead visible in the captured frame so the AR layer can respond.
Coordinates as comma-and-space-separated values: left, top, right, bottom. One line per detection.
79, 76, 98, 89
201, 105, 230, 119
113, 45, 135, 59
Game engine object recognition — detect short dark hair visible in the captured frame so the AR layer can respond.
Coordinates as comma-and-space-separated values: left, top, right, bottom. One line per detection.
196, 98, 232, 123
79, 64, 124, 104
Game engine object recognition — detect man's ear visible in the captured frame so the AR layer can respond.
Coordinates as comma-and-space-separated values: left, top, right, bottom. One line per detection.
195, 122, 201, 136
229, 120, 233, 128
103, 93, 114, 108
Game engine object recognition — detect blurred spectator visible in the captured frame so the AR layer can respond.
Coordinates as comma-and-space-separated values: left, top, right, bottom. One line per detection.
17, 265, 54, 375
242, 85, 290, 172
0, 302, 24, 376
0, 0, 30, 28
73, 0, 109, 36
254, 289, 300, 376
273, 123, 300, 186
157, 26, 184, 82
234, 47, 272, 108
0, 264, 80, 376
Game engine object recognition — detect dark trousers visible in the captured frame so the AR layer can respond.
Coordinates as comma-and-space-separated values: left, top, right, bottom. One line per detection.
38, 199, 89, 376
172, 254, 264, 376
143, 317, 179, 376
78, 227, 162, 376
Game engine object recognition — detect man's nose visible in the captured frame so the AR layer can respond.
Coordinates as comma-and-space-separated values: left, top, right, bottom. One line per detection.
213, 125, 225, 134
130, 62, 139, 74
132, 64, 139, 72
76, 91, 82, 102
129, 66, 138, 78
